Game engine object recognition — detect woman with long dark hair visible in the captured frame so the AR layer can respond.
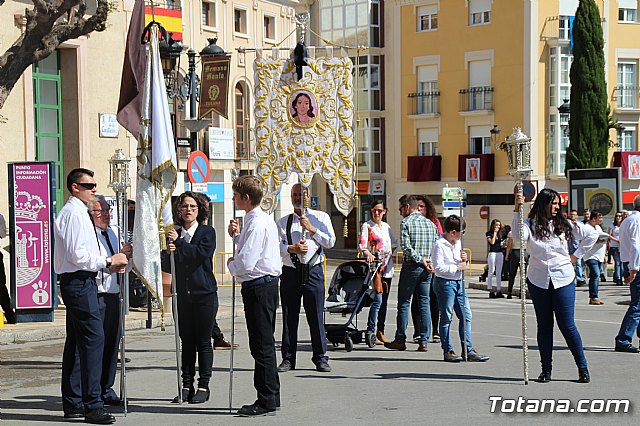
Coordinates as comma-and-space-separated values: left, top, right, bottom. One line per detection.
164, 192, 218, 403
291, 92, 316, 125
486, 219, 505, 298
513, 188, 598, 383
359, 199, 399, 344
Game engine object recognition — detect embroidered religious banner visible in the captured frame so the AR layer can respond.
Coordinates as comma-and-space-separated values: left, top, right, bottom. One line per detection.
254, 53, 355, 216
199, 55, 231, 119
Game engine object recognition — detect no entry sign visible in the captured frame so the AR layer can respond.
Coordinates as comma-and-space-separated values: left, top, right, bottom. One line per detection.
187, 151, 210, 184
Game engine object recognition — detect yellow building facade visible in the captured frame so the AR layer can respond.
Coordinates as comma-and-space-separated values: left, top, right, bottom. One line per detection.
390, 0, 640, 258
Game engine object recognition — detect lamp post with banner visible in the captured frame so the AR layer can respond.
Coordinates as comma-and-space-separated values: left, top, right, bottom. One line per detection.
495, 128, 532, 385
107, 149, 132, 413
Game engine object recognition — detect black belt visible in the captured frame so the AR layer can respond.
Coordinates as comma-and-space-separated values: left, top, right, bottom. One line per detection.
242, 275, 277, 289
60, 271, 98, 280
284, 263, 322, 271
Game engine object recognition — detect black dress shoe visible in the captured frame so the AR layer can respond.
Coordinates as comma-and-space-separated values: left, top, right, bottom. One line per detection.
237, 402, 276, 417
84, 407, 116, 424
277, 360, 294, 372
578, 368, 590, 383
189, 388, 210, 404
315, 361, 332, 372
536, 371, 551, 383
615, 344, 640, 353
103, 397, 122, 406
172, 387, 195, 403
63, 406, 84, 419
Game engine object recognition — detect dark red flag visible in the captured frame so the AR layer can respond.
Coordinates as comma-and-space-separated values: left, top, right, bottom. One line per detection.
117, 0, 146, 138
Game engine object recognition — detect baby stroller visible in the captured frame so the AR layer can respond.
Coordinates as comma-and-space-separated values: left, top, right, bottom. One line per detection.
324, 259, 381, 351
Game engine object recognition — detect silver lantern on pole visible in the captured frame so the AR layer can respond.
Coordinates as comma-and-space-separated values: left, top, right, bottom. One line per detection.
108, 148, 132, 412
495, 127, 532, 385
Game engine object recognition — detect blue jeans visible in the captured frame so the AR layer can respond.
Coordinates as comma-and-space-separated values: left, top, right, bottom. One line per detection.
574, 259, 584, 282
615, 271, 640, 347
433, 277, 473, 354
394, 263, 431, 345
609, 247, 622, 281
367, 277, 391, 333
528, 280, 587, 372
585, 259, 601, 300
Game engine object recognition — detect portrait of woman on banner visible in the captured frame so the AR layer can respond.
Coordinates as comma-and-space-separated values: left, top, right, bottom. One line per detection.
289, 90, 318, 127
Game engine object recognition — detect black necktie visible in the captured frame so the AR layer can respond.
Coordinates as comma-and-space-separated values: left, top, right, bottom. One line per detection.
101, 230, 116, 256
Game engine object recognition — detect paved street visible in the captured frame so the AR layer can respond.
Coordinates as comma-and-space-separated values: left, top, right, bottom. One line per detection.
1, 263, 639, 424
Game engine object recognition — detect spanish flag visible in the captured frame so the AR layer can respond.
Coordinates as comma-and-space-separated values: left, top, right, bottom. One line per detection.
145, 6, 183, 41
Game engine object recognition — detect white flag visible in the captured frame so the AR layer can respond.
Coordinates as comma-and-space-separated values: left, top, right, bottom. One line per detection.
132, 25, 177, 312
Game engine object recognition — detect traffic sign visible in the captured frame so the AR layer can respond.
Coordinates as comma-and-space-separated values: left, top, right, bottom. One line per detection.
187, 151, 210, 184
479, 206, 490, 220
443, 200, 467, 209
442, 209, 463, 218
513, 180, 536, 202
442, 187, 467, 200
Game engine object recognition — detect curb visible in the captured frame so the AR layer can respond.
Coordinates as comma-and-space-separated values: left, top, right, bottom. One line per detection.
0, 306, 234, 345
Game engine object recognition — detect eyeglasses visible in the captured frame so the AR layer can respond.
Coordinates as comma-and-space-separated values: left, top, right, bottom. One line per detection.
372, 209, 385, 214
180, 205, 198, 211
77, 182, 97, 190
616, 214, 623, 217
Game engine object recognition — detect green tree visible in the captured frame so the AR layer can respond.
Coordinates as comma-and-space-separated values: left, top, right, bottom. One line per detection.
0, 0, 111, 110
565, 0, 609, 174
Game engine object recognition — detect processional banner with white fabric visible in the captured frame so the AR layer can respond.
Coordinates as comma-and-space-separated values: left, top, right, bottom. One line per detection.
253, 53, 355, 216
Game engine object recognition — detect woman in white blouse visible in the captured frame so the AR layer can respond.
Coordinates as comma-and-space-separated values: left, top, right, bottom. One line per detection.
513, 189, 598, 384
359, 199, 399, 345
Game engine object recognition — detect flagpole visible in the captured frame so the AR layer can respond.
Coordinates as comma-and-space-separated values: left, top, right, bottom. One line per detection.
170, 249, 182, 403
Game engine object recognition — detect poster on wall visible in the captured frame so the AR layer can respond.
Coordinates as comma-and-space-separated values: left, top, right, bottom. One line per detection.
628, 154, 640, 179
466, 158, 480, 182
568, 167, 622, 227
8, 162, 56, 316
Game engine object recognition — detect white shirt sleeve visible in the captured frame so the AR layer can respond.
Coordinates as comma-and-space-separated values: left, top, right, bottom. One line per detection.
311, 211, 336, 249
228, 218, 262, 278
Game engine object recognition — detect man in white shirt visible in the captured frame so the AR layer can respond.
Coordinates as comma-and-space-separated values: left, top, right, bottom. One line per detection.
227, 175, 281, 417
89, 196, 132, 405
583, 211, 608, 305
54, 168, 128, 424
275, 183, 336, 373
614, 196, 640, 353
0, 212, 16, 323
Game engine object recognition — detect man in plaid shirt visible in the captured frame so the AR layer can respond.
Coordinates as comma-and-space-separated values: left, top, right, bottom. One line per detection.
385, 195, 438, 351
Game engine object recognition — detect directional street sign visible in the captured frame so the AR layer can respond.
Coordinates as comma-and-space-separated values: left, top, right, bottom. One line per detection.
187, 151, 211, 184
442, 187, 467, 200
443, 200, 467, 209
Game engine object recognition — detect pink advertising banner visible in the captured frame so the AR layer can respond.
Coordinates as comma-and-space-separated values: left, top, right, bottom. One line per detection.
11, 163, 54, 309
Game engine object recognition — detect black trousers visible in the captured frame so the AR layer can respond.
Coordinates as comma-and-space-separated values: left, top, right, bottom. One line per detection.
412, 274, 439, 338
177, 292, 217, 389
98, 293, 121, 401
280, 265, 328, 364
507, 249, 528, 294
241, 280, 280, 410
60, 273, 104, 411
0, 251, 14, 316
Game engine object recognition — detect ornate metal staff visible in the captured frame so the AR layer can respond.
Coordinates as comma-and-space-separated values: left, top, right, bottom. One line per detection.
228, 168, 239, 413
108, 149, 131, 413
495, 127, 532, 385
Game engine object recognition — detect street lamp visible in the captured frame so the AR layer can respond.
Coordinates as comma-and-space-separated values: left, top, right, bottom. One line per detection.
616, 122, 626, 149
558, 99, 571, 136
490, 125, 501, 146
159, 36, 228, 152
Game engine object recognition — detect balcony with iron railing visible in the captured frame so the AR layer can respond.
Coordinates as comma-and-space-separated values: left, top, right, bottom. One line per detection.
407, 91, 440, 116
458, 87, 493, 113
613, 85, 640, 111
